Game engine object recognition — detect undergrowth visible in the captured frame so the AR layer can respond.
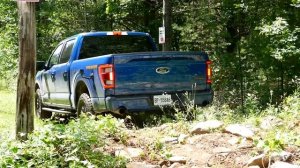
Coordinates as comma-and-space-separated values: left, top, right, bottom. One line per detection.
0, 115, 127, 168
172, 89, 300, 153
0, 89, 299, 167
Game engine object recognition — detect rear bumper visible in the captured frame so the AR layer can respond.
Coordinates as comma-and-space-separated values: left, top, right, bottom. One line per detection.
96, 90, 213, 113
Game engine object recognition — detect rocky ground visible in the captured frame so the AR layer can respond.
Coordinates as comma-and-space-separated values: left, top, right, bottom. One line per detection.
99, 118, 300, 168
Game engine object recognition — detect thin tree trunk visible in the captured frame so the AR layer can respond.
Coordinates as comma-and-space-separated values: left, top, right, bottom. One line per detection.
237, 41, 244, 113
16, 2, 36, 141
163, 0, 172, 51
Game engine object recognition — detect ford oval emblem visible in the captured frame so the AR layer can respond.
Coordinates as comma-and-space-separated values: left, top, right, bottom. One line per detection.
156, 67, 170, 74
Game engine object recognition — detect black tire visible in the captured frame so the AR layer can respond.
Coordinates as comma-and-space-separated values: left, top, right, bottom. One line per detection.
76, 93, 94, 117
35, 89, 52, 119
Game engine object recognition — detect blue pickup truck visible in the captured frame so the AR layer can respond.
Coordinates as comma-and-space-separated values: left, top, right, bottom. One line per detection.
35, 31, 213, 119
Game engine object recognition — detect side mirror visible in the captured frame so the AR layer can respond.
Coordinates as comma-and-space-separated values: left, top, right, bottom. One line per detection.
36, 61, 46, 72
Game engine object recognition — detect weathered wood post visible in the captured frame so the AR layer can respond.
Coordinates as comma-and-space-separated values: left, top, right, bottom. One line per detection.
16, 0, 39, 141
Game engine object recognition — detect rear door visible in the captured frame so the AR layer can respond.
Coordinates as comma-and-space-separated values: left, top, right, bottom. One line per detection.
113, 52, 209, 95
51, 39, 76, 106
41, 43, 64, 103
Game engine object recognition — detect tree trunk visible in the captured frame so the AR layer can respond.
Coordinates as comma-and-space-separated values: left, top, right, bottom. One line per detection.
16, 2, 36, 141
163, 0, 172, 51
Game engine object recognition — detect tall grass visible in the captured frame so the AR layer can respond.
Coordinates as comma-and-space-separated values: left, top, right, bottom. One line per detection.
0, 90, 16, 138
0, 91, 16, 114
0, 90, 44, 138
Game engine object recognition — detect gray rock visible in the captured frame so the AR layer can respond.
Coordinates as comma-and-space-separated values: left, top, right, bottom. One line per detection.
115, 147, 144, 159
224, 124, 254, 139
178, 134, 188, 144
163, 137, 178, 144
260, 116, 282, 130
270, 161, 300, 168
158, 160, 168, 166
247, 166, 260, 168
212, 147, 232, 153
190, 120, 224, 134
169, 162, 181, 168
115, 149, 130, 159
228, 137, 240, 145
126, 162, 160, 168
246, 154, 270, 167
92, 147, 103, 153
271, 151, 292, 162
127, 147, 144, 158
168, 156, 187, 164
158, 124, 169, 131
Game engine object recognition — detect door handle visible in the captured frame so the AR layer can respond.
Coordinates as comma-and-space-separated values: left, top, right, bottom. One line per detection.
63, 71, 68, 78
50, 71, 56, 79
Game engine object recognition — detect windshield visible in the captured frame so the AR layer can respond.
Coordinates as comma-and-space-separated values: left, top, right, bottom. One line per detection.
79, 35, 155, 59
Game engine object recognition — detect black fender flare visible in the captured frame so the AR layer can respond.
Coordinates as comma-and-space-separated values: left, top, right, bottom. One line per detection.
71, 72, 97, 109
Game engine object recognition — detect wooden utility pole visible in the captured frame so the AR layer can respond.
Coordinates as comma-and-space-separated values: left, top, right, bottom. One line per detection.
16, 1, 38, 141
162, 0, 172, 51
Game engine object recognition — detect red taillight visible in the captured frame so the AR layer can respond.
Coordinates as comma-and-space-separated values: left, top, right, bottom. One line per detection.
206, 60, 212, 84
113, 31, 122, 36
98, 64, 115, 89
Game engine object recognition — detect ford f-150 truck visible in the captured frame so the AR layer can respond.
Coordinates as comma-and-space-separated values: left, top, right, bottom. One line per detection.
35, 31, 213, 119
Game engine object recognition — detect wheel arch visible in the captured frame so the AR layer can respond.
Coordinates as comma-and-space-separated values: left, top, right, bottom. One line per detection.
74, 80, 91, 109
71, 70, 98, 109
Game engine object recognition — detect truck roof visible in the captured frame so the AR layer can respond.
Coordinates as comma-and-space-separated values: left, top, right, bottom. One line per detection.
68, 31, 150, 39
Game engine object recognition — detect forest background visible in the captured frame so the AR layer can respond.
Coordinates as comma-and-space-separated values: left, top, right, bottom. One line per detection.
0, 0, 299, 110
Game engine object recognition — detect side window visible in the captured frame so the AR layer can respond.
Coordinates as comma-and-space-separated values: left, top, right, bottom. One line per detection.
60, 39, 75, 64
49, 44, 64, 67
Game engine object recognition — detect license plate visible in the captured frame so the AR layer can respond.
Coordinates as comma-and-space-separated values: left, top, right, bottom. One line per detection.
153, 94, 172, 106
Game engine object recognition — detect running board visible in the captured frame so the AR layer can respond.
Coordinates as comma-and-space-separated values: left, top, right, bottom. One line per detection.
42, 107, 72, 114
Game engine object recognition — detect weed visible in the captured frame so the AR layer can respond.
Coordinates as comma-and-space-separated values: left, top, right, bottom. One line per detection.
255, 130, 288, 153
173, 92, 198, 121
253, 89, 300, 153
0, 115, 127, 167
153, 138, 164, 151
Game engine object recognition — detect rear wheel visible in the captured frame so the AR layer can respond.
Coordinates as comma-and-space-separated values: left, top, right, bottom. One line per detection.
76, 93, 94, 117
35, 89, 52, 119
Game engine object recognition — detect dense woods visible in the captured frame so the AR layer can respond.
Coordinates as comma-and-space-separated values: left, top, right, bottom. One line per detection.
0, 0, 299, 109
0, 1, 300, 167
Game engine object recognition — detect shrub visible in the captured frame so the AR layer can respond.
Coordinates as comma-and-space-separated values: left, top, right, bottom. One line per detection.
0, 115, 127, 167
254, 89, 300, 152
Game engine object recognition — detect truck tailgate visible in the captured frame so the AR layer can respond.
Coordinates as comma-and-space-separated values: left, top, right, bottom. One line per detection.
113, 52, 209, 95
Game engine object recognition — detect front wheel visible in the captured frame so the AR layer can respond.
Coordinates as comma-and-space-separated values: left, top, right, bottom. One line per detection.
35, 89, 52, 119
76, 93, 94, 117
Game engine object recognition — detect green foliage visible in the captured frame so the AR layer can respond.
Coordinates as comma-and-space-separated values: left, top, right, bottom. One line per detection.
185, 88, 300, 153
214, 0, 300, 107
105, 0, 120, 14
36, 0, 111, 61
237, 93, 261, 114
259, 17, 300, 61
104, 0, 161, 37
254, 89, 300, 152
173, 0, 227, 52
292, 0, 300, 7
255, 130, 287, 152
0, 0, 18, 89
0, 115, 127, 167
0, 0, 299, 108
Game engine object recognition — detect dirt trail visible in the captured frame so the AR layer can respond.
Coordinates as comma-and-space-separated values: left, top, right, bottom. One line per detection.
98, 114, 300, 168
